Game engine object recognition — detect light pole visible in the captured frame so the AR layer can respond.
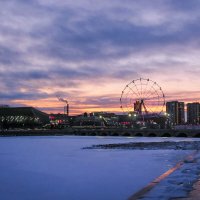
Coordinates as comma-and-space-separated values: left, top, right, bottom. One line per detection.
128, 113, 133, 128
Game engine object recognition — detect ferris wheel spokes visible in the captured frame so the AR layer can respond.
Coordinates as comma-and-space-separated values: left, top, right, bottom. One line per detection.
120, 78, 165, 116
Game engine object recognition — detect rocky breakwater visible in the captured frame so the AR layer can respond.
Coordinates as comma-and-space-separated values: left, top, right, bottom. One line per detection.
83, 141, 200, 150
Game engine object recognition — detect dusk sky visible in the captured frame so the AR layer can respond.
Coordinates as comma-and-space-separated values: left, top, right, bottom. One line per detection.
1, 0, 200, 115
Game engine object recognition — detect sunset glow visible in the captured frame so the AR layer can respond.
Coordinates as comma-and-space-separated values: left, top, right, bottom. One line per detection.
1, 1, 200, 115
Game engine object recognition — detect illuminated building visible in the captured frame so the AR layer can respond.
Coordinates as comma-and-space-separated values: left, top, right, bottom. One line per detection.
166, 101, 185, 125
187, 102, 200, 124
0, 107, 49, 129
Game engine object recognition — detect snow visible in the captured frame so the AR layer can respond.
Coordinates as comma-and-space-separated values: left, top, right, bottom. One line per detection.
141, 152, 200, 200
0, 136, 200, 200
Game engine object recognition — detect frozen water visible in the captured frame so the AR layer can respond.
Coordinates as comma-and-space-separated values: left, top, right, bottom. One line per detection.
0, 136, 199, 200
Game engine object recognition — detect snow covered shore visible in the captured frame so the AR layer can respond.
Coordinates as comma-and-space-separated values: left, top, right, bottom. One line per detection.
141, 151, 200, 200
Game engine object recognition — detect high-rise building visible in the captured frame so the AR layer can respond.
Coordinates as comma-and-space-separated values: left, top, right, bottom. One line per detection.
166, 101, 185, 125
187, 102, 200, 124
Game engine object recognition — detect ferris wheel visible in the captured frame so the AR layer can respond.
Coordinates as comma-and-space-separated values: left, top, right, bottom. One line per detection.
120, 78, 165, 115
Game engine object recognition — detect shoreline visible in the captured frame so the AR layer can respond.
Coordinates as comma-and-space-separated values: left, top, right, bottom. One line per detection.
1, 128, 200, 137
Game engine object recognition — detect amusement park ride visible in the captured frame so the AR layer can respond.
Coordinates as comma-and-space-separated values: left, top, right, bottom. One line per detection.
120, 78, 165, 119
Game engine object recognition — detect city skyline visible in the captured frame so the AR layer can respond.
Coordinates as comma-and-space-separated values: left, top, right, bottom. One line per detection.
1, 0, 200, 115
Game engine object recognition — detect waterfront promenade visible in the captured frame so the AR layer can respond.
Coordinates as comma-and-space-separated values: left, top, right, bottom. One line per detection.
1, 127, 200, 137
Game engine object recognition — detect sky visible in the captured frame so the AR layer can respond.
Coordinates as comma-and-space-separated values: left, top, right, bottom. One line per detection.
0, 0, 200, 115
